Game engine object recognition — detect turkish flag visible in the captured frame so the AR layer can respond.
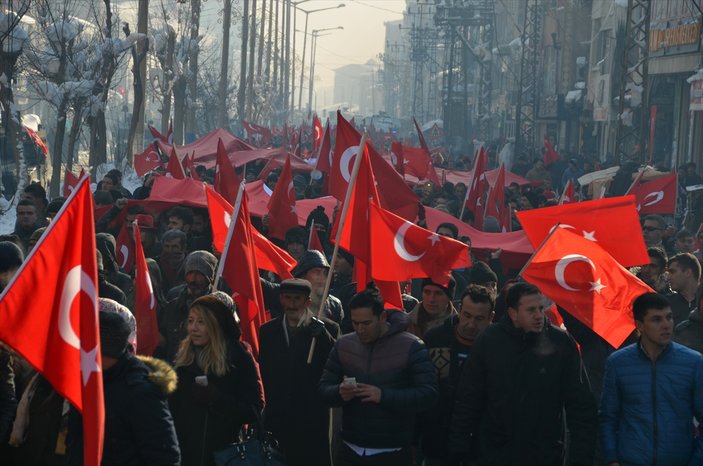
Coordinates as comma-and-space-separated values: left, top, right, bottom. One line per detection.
484, 163, 508, 232
369, 200, 470, 285
312, 115, 323, 155
166, 147, 186, 179
390, 141, 405, 176
214, 138, 242, 204
218, 187, 268, 354
560, 179, 576, 205
267, 156, 299, 240
184, 152, 200, 181
402, 145, 441, 186
132, 221, 159, 356
521, 228, 651, 348
315, 122, 332, 174
333, 145, 404, 309
206, 187, 295, 279
465, 146, 488, 228
516, 195, 648, 267
330, 111, 418, 220
543, 136, 561, 166
64, 170, 80, 198
115, 222, 135, 274
0, 177, 104, 465
413, 117, 429, 151
308, 223, 325, 253
133, 143, 163, 177
148, 124, 167, 142
628, 171, 677, 215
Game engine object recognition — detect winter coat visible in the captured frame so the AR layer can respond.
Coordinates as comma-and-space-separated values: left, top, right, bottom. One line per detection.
0, 348, 16, 446
170, 342, 265, 466
419, 315, 472, 460
66, 354, 181, 466
449, 315, 598, 466
675, 309, 703, 354
258, 312, 339, 466
318, 310, 438, 449
261, 277, 344, 325
407, 301, 457, 339
599, 341, 703, 466
155, 288, 194, 363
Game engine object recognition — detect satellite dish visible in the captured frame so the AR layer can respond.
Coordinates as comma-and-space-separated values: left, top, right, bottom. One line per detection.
311, 170, 323, 181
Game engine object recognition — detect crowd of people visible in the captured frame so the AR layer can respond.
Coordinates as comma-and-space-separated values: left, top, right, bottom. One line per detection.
0, 152, 703, 466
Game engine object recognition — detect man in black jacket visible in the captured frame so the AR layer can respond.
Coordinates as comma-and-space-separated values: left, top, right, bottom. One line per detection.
449, 282, 597, 466
259, 279, 339, 466
319, 284, 438, 466
420, 284, 495, 465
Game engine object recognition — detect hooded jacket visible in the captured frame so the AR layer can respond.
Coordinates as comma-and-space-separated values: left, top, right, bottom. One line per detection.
674, 283, 703, 354
66, 354, 181, 466
318, 310, 438, 449
449, 315, 597, 466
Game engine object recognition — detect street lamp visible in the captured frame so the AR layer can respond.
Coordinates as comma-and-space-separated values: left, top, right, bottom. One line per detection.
296, 3, 345, 112
309, 26, 344, 114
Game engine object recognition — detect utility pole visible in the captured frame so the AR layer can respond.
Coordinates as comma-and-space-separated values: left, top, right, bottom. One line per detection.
129, 0, 148, 162
218, 0, 232, 128
284, 0, 291, 122
272, 0, 279, 93
237, 0, 250, 124
614, 0, 651, 163
266, 0, 273, 82
257, 0, 266, 78
247, 0, 257, 118
186, 0, 202, 140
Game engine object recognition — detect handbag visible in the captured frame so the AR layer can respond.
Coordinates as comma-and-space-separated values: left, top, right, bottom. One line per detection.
213, 409, 285, 466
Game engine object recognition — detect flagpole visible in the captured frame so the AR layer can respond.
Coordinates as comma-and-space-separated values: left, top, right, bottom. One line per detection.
625, 167, 646, 195
458, 146, 480, 221
213, 182, 246, 291
316, 134, 368, 319
308, 220, 316, 246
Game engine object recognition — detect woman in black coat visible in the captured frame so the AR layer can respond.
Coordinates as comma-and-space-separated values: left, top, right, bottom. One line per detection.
170, 294, 265, 466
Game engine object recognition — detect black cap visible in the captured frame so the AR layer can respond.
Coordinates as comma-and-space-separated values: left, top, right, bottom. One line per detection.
421, 276, 456, 299
469, 261, 498, 285
279, 278, 312, 296
291, 250, 330, 278
99, 311, 131, 359
0, 241, 23, 273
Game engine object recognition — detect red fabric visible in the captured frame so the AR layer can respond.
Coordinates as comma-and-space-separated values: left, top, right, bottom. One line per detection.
308, 224, 325, 253
25, 127, 48, 156
242, 120, 272, 146
465, 147, 488, 228
390, 142, 405, 176
206, 187, 295, 279
402, 145, 441, 186
133, 144, 163, 177
628, 171, 677, 215
63, 170, 80, 198
521, 228, 650, 348
315, 123, 332, 174
148, 124, 167, 142
484, 163, 508, 232
413, 117, 429, 151
369, 200, 470, 285
544, 303, 564, 328
115, 222, 135, 274
516, 195, 648, 267
266, 156, 298, 240
156, 128, 254, 163
148, 176, 207, 209
133, 222, 159, 356
331, 112, 419, 220
0, 178, 104, 465
185, 153, 200, 181
334, 146, 404, 309
214, 138, 242, 205
543, 136, 561, 166
560, 180, 576, 205
312, 115, 323, 156
166, 148, 186, 180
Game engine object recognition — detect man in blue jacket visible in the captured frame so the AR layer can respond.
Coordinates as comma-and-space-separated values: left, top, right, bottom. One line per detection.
600, 292, 703, 466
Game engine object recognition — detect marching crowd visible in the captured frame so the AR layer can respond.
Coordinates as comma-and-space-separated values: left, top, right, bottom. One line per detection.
0, 157, 703, 466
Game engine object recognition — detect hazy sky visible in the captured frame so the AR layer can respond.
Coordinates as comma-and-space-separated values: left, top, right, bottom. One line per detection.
291, 0, 406, 107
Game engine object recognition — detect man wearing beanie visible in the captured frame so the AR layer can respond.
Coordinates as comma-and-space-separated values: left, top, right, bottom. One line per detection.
66, 311, 180, 466
156, 250, 219, 362
408, 276, 457, 339
468, 261, 499, 294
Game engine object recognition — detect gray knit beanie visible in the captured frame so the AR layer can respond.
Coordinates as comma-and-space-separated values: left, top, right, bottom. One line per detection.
184, 250, 218, 282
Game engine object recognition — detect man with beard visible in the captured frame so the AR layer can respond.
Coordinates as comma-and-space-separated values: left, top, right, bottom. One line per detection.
420, 285, 495, 465
408, 278, 457, 339
262, 250, 344, 326
158, 230, 187, 296
155, 250, 218, 362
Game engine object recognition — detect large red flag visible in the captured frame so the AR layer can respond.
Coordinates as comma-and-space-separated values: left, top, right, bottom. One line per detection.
266, 156, 298, 240
516, 195, 648, 267
315, 122, 332, 174
402, 145, 441, 186
166, 147, 186, 179
115, 222, 135, 274
206, 187, 295, 279
132, 221, 159, 356
369, 200, 470, 285
464, 146, 488, 227
334, 145, 404, 309
312, 115, 323, 155
521, 228, 651, 348
185, 152, 200, 181
133, 143, 163, 177
331, 111, 418, 220
413, 117, 429, 151
64, 169, 80, 197
560, 179, 576, 205
627, 171, 677, 215
484, 163, 507, 231
543, 136, 561, 166
214, 138, 242, 204
217, 187, 268, 354
0, 177, 104, 465
308, 222, 325, 253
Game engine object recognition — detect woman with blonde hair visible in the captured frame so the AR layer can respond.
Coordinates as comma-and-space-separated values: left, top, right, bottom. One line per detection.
170, 294, 264, 466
